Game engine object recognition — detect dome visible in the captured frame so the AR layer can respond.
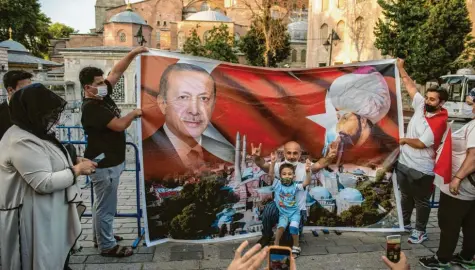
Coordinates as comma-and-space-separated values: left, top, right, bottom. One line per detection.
109, 9, 147, 25
309, 186, 333, 200
186, 10, 232, 22
338, 188, 364, 202
287, 21, 308, 41
352, 169, 366, 175
0, 39, 28, 52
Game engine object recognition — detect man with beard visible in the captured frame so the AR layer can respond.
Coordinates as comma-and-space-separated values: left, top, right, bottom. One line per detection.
142, 63, 234, 182
251, 141, 337, 247
396, 59, 449, 244
322, 67, 391, 158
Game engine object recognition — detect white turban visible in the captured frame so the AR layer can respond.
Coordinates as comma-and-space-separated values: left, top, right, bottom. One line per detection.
328, 72, 390, 124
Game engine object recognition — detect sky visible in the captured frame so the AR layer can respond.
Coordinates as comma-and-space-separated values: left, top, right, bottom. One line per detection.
39, 0, 142, 33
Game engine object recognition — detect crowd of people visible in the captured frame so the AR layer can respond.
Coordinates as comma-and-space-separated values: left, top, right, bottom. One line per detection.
0, 49, 474, 270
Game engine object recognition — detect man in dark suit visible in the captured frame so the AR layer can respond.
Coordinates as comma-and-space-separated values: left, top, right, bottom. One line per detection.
142, 63, 234, 182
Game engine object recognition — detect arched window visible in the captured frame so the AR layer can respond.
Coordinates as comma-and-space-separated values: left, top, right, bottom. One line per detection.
337, 20, 345, 41
201, 1, 209, 11
178, 31, 185, 51
291, 49, 297, 62
322, 0, 329, 11
203, 30, 211, 42
301, 49, 306, 62
320, 23, 328, 45
355, 16, 364, 31
111, 75, 125, 103
338, 0, 346, 9
119, 32, 126, 42
234, 33, 240, 43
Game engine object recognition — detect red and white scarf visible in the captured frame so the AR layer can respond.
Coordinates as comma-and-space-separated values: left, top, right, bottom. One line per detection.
427, 108, 452, 186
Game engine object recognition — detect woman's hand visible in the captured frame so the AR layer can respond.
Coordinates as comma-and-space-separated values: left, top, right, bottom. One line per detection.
227, 241, 268, 270
73, 159, 98, 176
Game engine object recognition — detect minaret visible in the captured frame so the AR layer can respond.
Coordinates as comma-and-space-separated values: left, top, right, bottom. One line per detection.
241, 135, 247, 173
234, 132, 242, 182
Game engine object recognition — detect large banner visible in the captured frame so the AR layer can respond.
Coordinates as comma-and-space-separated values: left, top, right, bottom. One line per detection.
138, 51, 404, 246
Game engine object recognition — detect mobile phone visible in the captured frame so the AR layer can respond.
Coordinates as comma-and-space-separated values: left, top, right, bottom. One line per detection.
93, 153, 105, 163
268, 246, 292, 270
386, 235, 401, 263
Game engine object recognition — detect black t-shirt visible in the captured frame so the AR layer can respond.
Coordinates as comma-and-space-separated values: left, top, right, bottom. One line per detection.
0, 101, 13, 140
81, 80, 126, 168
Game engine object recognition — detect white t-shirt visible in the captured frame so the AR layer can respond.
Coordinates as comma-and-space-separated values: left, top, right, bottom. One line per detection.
274, 161, 308, 211
439, 120, 475, 201
398, 93, 436, 175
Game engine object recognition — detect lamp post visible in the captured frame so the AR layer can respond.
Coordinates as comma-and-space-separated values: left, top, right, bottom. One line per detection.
323, 29, 341, 66
135, 25, 147, 46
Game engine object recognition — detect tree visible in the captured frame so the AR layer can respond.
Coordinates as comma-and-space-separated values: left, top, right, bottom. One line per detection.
374, 0, 472, 83
239, 0, 293, 67
345, 0, 371, 62
48, 22, 77, 39
449, 35, 475, 71
155, 179, 240, 239
375, 169, 386, 182
0, 0, 51, 57
183, 24, 238, 63
183, 26, 206, 57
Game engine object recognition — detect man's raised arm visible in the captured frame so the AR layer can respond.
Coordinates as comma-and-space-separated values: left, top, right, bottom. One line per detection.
107, 46, 148, 87
397, 58, 418, 100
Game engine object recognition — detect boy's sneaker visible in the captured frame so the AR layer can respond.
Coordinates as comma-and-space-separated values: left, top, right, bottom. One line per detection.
419, 256, 451, 270
408, 229, 428, 244
404, 224, 413, 233
451, 253, 475, 269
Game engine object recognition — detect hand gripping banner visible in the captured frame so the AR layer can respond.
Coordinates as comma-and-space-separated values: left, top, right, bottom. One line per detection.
137, 50, 404, 246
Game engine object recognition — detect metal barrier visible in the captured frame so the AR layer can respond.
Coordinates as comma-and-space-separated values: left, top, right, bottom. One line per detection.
59, 127, 144, 249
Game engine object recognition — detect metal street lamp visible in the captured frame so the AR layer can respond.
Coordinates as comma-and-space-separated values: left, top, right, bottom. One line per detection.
324, 29, 340, 66
135, 25, 147, 46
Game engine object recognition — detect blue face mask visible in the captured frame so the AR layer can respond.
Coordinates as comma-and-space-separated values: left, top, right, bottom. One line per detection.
95, 86, 108, 97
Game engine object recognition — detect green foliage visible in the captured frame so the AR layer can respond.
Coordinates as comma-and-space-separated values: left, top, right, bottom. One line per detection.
183, 24, 237, 63
238, 18, 291, 67
48, 22, 77, 39
151, 179, 239, 239
375, 169, 386, 182
0, 0, 51, 57
449, 35, 475, 71
374, 0, 472, 83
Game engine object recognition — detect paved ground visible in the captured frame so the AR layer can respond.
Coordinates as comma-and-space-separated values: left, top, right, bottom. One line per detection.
60, 173, 465, 270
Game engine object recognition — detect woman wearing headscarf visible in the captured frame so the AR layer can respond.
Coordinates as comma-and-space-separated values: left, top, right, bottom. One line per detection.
0, 83, 97, 270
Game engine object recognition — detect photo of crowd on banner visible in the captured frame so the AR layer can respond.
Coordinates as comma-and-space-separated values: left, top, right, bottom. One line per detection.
140, 55, 401, 243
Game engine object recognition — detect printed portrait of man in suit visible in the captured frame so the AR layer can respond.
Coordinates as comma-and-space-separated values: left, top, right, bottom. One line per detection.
142, 63, 234, 182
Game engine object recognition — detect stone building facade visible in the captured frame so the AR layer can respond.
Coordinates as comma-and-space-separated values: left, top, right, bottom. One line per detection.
306, 0, 475, 68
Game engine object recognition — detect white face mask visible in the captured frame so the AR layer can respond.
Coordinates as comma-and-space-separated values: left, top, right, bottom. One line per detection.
95, 86, 108, 97
284, 160, 299, 166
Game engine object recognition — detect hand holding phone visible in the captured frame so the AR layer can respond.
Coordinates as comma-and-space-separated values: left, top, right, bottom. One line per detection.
268, 246, 292, 270
386, 235, 401, 263
93, 153, 105, 163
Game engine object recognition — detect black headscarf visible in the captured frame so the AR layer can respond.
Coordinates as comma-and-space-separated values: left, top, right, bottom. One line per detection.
9, 83, 69, 158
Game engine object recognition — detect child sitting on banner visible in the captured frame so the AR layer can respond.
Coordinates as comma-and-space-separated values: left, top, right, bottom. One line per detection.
268, 152, 311, 258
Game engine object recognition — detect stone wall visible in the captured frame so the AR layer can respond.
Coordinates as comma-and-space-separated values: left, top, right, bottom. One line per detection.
67, 34, 104, 48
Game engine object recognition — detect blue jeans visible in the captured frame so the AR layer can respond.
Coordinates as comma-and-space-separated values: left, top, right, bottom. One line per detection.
91, 162, 124, 251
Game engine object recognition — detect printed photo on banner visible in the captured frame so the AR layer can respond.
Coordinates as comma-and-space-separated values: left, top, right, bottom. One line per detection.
138, 51, 403, 246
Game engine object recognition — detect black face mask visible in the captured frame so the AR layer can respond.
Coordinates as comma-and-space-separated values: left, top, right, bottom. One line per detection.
425, 104, 438, 113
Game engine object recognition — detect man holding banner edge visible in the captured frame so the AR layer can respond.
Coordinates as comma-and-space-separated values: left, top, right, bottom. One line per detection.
395, 58, 449, 245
